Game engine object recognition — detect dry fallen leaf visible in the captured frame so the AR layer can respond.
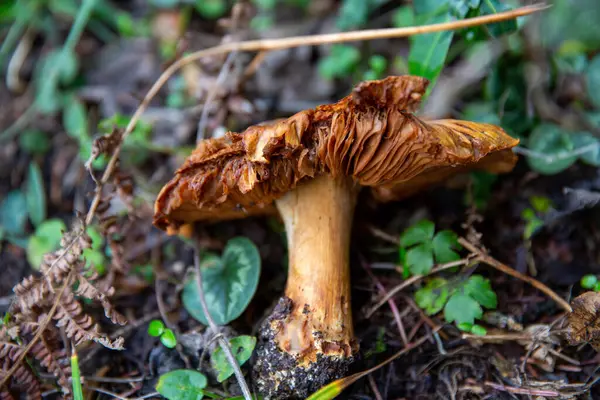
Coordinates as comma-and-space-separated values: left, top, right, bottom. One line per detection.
565, 291, 600, 350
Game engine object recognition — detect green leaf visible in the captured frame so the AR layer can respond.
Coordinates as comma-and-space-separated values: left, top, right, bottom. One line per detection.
195, 0, 227, 19
318, 45, 360, 80
24, 162, 46, 227
336, 0, 370, 30
449, 0, 480, 18
530, 196, 552, 214
457, 322, 473, 331
527, 124, 577, 175
35, 49, 79, 114
211, 335, 257, 382
478, 0, 517, 37
156, 369, 207, 400
415, 278, 449, 315
413, 0, 448, 15
63, 97, 89, 142
461, 102, 500, 125
392, 6, 414, 27
368, 55, 387, 76
594, 282, 600, 292
70, 350, 84, 400
86, 226, 104, 250
471, 324, 487, 336
586, 54, 600, 108
149, 0, 179, 8
0, 191, 28, 236
406, 242, 434, 275
161, 329, 177, 348
400, 220, 435, 247
463, 275, 497, 309
19, 130, 50, 155
182, 237, 261, 325
409, 11, 455, 88
26, 219, 67, 269
523, 216, 543, 240
148, 320, 165, 337
444, 292, 482, 325
432, 230, 461, 263
581, 274, 598, 289
49, 0, 79, 16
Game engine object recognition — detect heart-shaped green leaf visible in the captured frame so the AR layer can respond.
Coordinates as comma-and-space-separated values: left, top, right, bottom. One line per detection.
183, 237, 260, 326
526, 123, 576, 175
156, 369, 207, 400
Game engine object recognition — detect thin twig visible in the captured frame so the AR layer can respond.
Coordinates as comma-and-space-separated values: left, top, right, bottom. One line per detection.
86, 386, 129, 400
484, 381, 560, 397
196, 50, 238, 142
365, 259, 470, 318
458, 238, 572, 313
83, 3, 548, 227
0, 270, 75, 391
194, 252, 253, 400
368, 374, 384, 400
361, 258, 408, 346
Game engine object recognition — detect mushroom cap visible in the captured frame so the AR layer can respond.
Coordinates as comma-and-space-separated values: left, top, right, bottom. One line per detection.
154, 75, 519, 231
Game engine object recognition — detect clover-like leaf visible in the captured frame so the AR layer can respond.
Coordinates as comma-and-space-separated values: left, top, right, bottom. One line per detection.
444, 292, 482, 325
463, 275, 497, 309
415, 277, 449, 315
183, 237, 260, 326
400, 220, 435, 247
156, 369, 207, 400
211, 335, 256, 382
406, 242, 434, 275
432, 230, 461, 263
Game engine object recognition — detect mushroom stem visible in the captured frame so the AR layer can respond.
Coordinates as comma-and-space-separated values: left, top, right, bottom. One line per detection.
253, 175, 359, 399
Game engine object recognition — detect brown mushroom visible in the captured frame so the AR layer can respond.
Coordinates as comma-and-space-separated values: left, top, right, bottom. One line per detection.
153, 76, 519, 399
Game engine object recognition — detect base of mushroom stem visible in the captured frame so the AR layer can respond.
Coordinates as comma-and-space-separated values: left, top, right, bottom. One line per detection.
252, 297, 357, 399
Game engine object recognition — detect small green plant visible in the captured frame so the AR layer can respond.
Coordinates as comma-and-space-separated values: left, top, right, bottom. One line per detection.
581, 274, 600, 292
415, 274, 497, 334
211, 335, 256, 382
156, 369, 208, 400
521, 196, 553, 240
398, 220, 462, 277
148, 319, 178, 349
183, 237, 261, 326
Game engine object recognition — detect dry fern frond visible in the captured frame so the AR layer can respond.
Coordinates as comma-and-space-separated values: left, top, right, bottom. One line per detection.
1, 358, 42, 400
54, 290, 124, 350
75, 275, 127, 325
12, 275, 50, 316
0, 342, 22, 361
30, 338, 71, 395
40, 225, 91, 286
86, 127, 124, 170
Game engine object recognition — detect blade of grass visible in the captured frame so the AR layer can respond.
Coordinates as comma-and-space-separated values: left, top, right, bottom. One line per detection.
71, 344, 84, 400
